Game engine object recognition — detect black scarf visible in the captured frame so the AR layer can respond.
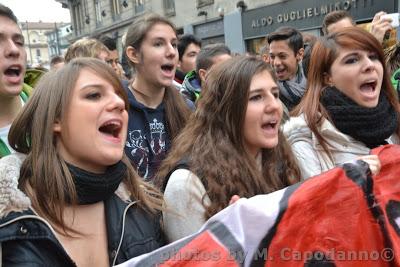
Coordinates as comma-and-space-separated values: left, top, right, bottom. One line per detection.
321, 86, 398, 149
67, 161, 127, 205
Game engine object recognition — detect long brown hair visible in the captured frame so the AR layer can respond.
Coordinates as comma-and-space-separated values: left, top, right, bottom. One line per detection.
9, 58, 162, 234
156, 56, 301, 219
124, 12, 190, 140
292, 27, 400, 157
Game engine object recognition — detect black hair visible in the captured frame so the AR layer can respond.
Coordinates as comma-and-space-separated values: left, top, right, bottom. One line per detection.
0, 3, 18, 23
177, 34, 202, 60
267, 26, 304, 54
99, 35, 117, 51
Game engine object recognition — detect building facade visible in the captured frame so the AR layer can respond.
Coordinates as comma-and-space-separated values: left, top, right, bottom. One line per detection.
46, 23, 72, 58
55, 0, 284, 52
56, 0, 399, 55
242, 0, 399, 54
20, 22, 59, 67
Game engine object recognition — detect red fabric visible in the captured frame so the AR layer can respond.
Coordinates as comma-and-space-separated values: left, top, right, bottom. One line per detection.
371, 145, 400, 266
265, 145, 400, 266
266, 169, 388, 266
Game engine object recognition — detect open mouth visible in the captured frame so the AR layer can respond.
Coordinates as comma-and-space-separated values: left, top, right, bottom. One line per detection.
262, 120, 279, 132
99, 120, 122, 140
360, 81, 377, 93
161, 64, 174, 73
4, 66, 22, 77
275, 68, 286, 77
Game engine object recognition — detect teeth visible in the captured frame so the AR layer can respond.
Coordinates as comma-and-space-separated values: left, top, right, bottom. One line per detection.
103, 121, 121, 127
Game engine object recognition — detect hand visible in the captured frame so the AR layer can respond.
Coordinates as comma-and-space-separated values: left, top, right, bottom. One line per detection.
229, 195, 240, 205
370, 11, 393, 44
357, 155, 381, 176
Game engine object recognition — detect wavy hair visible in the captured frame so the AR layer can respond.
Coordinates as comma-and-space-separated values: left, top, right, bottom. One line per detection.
156, 56, 301, 219
292, 27, 400, 157
9, 58, 162, 234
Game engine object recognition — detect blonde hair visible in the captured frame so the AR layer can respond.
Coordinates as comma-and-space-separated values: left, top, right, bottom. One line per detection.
64, 38, 109, 63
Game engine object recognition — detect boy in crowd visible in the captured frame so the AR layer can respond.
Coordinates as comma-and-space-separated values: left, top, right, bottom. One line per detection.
180, 43, 231, 104
174, 34, 201, 87
99, 35, 126, 79
50, 55, 65, 70
322, 10, 393, 44
0, 4, 28, 158
64, 38, 109, 63
267, 26, 305, 111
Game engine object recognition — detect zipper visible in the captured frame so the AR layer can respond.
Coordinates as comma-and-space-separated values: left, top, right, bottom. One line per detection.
111, 200, 138, 266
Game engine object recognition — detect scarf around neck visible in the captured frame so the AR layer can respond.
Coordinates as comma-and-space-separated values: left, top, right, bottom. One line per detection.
278, 64, 307, 111
321, 86, 398, 149
67, 160, 127, 205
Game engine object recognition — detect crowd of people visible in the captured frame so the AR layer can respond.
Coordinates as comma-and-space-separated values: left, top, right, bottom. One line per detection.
0, 2, 399, 266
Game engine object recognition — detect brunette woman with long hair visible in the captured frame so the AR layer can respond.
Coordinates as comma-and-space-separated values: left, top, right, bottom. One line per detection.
0, 58, 164, 266
284, 27, 400, 180
156, 56, 301, 242
124, 13, 192, 181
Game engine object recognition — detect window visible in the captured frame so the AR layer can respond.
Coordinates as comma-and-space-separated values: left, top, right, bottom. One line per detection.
36, 49, 41, 57
197, 0, 213, 8
111, 0, 123, 18
134, 0, 144, 13
163, 0, 175, 16
94, 0, 102, 24
72, 1, 84, 35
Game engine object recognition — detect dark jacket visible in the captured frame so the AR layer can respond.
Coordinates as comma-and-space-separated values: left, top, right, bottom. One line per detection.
0, 153, 165, 266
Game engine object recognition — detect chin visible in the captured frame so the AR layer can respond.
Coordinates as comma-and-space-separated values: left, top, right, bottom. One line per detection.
5, 85, 23, 96
162, 81, 173, 88
262, 140, 279, 149
101, 153, 124, 166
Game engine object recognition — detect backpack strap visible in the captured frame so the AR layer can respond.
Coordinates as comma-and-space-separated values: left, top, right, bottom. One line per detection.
161, 158, 190, 192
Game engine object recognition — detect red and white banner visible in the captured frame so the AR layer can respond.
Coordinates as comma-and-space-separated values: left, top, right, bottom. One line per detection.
118, 145, 400, 267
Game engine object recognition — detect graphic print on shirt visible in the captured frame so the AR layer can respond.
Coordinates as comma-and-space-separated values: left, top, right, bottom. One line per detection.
126, 118, 167, 179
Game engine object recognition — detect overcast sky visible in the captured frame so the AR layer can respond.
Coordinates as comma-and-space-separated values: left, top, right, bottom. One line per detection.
0, 0, 71, 22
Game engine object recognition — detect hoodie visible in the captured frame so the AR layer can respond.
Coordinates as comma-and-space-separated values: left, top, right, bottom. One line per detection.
123, 83, 171, 181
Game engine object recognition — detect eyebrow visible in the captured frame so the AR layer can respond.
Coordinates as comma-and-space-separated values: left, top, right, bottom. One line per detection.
342, 52, 359, 58
249, 86, 279, 93
0, 32, 24, 40
269, 51, 288, 56
152, 36, 178, 42
79, 84, 105, 91
14, 33, 24, 40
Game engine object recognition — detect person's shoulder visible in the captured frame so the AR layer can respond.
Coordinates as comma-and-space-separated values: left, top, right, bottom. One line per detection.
0, 153, 31, 220
165, 168, 205, 194
283, 114, 309, 136
0, 152, 26, 166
